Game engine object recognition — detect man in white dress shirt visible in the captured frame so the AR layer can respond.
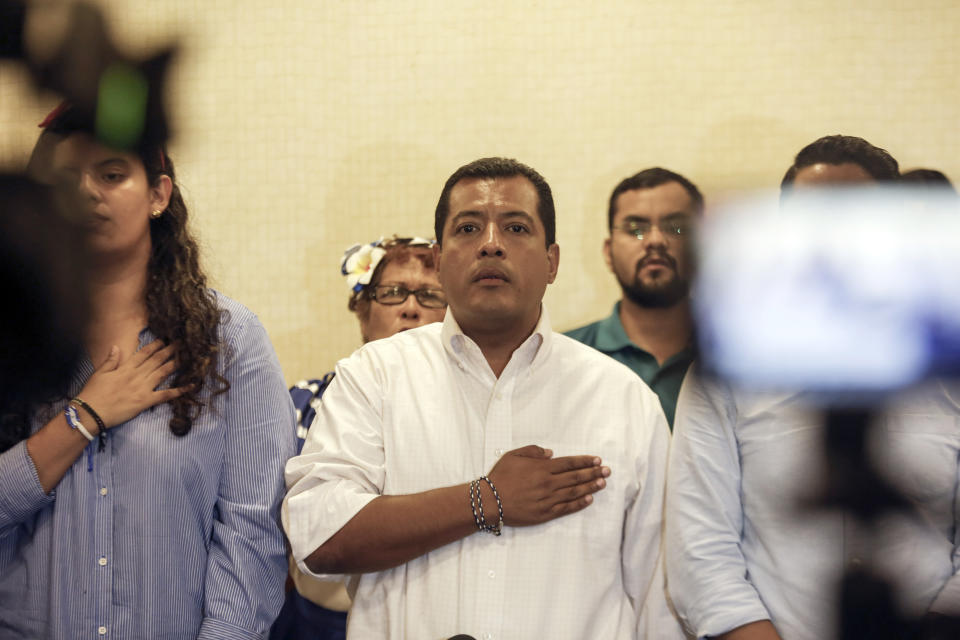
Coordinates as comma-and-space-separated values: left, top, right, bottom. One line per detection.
666, 135, 960, 640
283, 157, 683, 639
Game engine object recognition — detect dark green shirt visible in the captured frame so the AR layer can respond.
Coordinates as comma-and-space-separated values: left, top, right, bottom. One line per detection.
564, 302, 695, 429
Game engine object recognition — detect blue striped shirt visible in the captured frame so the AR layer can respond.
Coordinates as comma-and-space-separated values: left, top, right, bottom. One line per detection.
0, 293, 297, 640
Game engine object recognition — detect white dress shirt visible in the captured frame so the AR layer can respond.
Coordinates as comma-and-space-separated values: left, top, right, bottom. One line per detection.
666, 369, 960, 640
284, 307, 683, 640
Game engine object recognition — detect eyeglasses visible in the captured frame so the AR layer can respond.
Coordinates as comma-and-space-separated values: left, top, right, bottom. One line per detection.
613, 217, 691, 240
369, 285, 447, 309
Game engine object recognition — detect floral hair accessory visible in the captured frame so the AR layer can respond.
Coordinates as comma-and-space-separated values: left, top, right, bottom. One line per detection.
341, 240, 387, 293
341, 236, 437, 298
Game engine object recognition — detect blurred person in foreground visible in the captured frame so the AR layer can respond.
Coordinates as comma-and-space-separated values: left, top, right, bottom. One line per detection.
0, 174, 87, 451
666, 135, 960, 640
283, 157, 683, 639
271, 236, 446, 640
0, 104, 296, 639
566, 168, 702, 428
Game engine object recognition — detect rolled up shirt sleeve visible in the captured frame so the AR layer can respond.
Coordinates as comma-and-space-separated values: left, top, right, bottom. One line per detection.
665, 370, 771, 638
283, 348, 385, 578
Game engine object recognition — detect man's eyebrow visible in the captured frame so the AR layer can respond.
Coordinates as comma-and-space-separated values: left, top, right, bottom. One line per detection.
622, 211, 690, 221
450, 210, 536, 225
499, 210, 535, 222
450, 210, 484, 226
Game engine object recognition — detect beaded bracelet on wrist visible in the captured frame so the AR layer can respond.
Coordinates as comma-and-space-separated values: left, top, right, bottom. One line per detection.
478, 476, 504, 535
468, 476, 504, 536
469, 479, 484, 531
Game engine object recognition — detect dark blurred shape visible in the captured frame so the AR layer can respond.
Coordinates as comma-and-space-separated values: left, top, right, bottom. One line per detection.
901, 168, 956, 193
917, 613, 960, 640
0, 174, 88, 452
0, 0, 27, 57
839, 568, 907, 640
1, 0, 175, 151
818, 408, 909, 520
840, 568, 960, 639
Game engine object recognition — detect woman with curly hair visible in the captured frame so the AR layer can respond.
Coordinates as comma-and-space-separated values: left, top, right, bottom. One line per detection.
0, 104, 296, 639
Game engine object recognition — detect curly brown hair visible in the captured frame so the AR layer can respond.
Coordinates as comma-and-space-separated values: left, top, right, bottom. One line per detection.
142, 149, 230, 435
43, 106, 229, 436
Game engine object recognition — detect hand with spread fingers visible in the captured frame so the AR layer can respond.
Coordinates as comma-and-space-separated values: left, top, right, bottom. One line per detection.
486, 444, 610, 526
75, 340, 189, 431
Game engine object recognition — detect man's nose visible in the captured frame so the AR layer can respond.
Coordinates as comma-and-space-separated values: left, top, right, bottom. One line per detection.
642, 223, 668, 248
479, 224, 505, 257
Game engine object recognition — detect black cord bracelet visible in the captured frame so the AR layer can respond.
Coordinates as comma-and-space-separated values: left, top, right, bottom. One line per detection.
71, 397, 107, 452
468, 476, 504, 536
478, 476, 503, 536
469, 480, 485, 532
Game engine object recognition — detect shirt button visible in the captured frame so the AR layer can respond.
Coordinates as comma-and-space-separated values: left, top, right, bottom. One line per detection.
495, 392, 503, 400
494, 448, 503, 457
488, 570, 495, 578
98, 626, 107, 635
99, 487, 108, 496
98, 557, 108, 566
483, 633, 492, 640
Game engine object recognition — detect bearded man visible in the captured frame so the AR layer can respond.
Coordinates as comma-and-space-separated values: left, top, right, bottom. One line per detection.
566, 167, 702, 427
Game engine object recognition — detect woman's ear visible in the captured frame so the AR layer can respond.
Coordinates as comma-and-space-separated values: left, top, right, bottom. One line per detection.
150, 174, 173, 212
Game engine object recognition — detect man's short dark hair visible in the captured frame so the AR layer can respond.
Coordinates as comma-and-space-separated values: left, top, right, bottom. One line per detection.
434, 157, 555, 247
901, 168, 955, 191
780, 135, 900, 193
607, 168, 704, 231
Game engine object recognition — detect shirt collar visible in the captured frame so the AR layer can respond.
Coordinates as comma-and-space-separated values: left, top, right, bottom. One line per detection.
592, 301, 634, 351
594, 301, 698, 363
442, 305, 552, 372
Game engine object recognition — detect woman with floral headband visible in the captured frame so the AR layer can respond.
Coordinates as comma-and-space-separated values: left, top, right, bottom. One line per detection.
272, 236, 446, 640
0, 104, 296, 639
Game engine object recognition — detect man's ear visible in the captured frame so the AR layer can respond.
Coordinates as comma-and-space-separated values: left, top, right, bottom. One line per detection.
432, 242, 442, 275
150, 174, 173, 212
546, 243, 559, 284
602, 237, 613, 273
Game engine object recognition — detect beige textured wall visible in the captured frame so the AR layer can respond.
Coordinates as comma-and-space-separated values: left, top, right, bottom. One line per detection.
2, 0, 958, 385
